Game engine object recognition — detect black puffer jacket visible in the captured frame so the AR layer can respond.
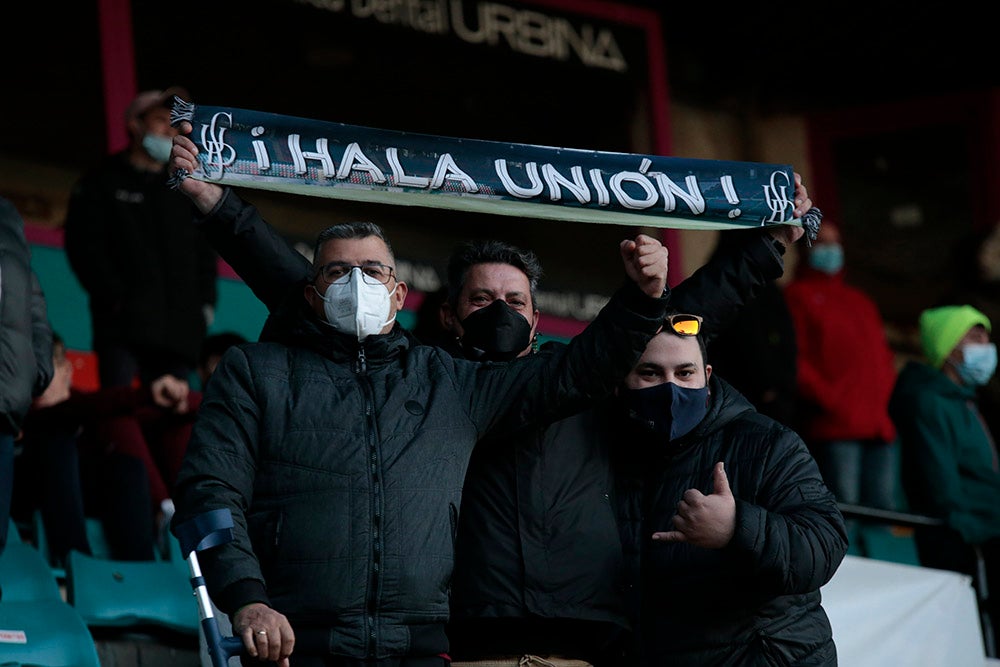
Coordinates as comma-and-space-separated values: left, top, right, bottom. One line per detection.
172, 254, 668, 659
448, 402, 628, 660
614, 376, 847, 667
0, 197, 53, 434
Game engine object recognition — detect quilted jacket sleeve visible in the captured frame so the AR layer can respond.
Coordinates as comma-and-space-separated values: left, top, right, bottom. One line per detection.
171, 345, 268, 613
728, 426, 849, 595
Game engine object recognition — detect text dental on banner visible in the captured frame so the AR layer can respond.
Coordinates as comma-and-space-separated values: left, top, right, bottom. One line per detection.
170, 99, 809, 232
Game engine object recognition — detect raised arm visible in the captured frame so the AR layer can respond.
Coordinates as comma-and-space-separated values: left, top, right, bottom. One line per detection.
671, 231, 785, 343
170, 124, 310, 313
670, 173, 812, 343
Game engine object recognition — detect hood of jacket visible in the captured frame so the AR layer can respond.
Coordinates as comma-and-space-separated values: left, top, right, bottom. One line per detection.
893, 359, 976, 405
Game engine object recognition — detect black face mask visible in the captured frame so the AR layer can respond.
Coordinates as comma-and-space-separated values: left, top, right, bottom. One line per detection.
620, 381, 710, 442
459, 299, 532, 362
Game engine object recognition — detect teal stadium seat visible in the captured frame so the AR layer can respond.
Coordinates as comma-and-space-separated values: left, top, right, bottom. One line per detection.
31, 510, 113, 583
66, 549, 199, 636
0, 523, 100, 667
0, 543, 62, 603
0, 600, 101, 667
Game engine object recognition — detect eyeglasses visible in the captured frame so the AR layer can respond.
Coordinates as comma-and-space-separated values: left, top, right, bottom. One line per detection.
666, 313, 703, 336
317, 262, 396, 286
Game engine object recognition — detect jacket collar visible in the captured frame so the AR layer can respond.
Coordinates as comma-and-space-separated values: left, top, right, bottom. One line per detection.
897, 360, 978, 401
275, 298, 411, 365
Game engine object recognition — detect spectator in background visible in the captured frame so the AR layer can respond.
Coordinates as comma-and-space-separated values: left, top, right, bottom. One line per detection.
64, 87, 217, 388
14, 333, 153, 562
889, 304, 1000, 631
945, 223, 1000, 440
13, 333, 199, 562
0, 196, 53, 561
706, 228, 798, 427
784, 220, 898, 547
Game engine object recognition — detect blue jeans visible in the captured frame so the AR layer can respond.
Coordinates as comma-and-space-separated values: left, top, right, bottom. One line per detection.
816, 439, 896, 510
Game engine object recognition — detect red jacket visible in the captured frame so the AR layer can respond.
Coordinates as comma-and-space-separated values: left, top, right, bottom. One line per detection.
784, 267, 897, 443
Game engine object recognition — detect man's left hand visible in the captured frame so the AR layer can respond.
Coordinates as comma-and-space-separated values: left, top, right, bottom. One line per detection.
652, 461, 736, 548
792, 172, 812, 218
769, 172, 813, 248
233, 602, 295, 667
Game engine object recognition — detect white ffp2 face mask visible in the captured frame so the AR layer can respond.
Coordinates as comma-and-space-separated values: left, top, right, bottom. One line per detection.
313, 267, 396, 341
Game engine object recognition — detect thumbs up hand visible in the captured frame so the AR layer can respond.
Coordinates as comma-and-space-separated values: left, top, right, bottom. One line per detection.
652, 461, 736, 548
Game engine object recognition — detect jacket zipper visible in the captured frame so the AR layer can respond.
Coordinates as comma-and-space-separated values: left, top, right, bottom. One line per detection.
357, 346, 382, 657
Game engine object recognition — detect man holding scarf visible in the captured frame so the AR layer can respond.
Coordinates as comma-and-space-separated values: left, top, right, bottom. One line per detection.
168, 124, 815, 666
169, 146, 671, 667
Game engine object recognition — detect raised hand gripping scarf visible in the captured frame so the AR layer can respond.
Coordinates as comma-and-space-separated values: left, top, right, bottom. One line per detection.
169, 98, 821, 238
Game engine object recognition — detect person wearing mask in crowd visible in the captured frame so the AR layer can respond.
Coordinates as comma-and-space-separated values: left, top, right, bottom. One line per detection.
612, 314, 847, 666
0, 195, 53, 567
64, 87, 217, 388
168, 178, 672, 667
14, 333, 196, 562
944, 223, 1000, 439
889, 304, 1000, 633
168, 124, 814, 666
784, 219, 898, 548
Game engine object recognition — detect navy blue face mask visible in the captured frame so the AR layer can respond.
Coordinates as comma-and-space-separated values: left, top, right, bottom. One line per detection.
621, 381, 710, 442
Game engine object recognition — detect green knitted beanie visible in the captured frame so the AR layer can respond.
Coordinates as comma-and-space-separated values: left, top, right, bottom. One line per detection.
919, 305, 992, 369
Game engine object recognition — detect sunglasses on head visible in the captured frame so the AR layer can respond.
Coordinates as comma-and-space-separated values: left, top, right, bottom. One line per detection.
666, 314, 703, 336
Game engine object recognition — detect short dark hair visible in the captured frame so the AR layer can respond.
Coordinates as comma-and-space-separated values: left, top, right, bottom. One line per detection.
312, 222, 395, 276
446, 239, 543, 309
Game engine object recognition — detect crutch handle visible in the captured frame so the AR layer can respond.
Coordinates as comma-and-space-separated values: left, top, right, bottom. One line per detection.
202, 616, 245, 667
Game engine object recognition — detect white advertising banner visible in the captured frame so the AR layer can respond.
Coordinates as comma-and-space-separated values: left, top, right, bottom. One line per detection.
822, 555, 991, 666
